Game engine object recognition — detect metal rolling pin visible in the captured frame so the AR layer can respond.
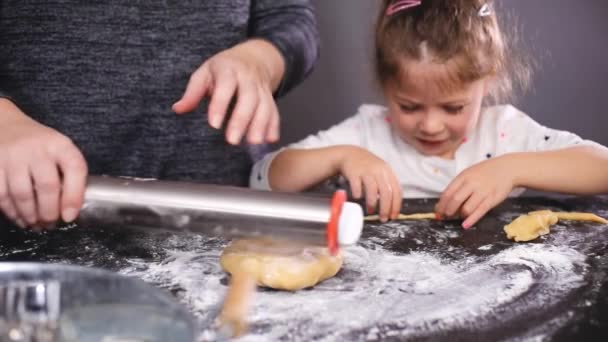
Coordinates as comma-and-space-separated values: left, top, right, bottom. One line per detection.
78, 176, 364, 253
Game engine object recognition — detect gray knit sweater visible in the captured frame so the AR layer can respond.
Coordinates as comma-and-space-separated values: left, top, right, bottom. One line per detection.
0, 1, 319, 185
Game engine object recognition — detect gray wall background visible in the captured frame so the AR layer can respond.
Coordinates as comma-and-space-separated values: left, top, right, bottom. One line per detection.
277, 0, 608, 147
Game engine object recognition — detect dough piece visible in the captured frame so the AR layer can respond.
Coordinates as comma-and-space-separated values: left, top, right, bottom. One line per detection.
365, 212, 436, 221
504, 210, 559, 242
220, 239, 343, 291
504, 210, 608, 242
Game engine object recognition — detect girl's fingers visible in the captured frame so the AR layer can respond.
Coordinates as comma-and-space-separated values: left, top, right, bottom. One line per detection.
348, 176, 363, 200
462, 197, 494, 229
436, 176, 465, 215
362, 175, 379, 215
390, 174, 403, 219
377, 172, 394, 221
443, 182, 473, 218
458, 191, 485, 229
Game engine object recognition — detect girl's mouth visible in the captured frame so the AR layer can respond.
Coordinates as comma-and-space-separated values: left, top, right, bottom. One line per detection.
416, 138, 446, 149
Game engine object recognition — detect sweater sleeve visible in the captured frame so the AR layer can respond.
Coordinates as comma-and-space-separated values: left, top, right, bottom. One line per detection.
0, 91, 13, 101
249, 0, 320, 97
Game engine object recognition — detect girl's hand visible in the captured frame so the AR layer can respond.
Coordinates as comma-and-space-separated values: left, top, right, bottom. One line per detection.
173, 39, 284, 145
339, 147, 402, 222
435, 156, 517, 229
0, 100, 88, 230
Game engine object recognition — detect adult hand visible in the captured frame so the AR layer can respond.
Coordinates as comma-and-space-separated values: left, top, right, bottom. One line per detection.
339, 147, 402, 222
0, 99, 88, 229
435, 156, 517, 229
173, 39, 285, 145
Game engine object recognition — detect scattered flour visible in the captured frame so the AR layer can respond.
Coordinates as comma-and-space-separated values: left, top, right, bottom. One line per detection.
120, 241, 586, 341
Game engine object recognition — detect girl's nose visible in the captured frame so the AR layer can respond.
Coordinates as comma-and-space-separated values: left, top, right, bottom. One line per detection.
418, 112, 444, 135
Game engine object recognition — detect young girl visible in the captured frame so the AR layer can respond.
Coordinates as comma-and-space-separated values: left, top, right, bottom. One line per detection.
250, 0, 608, 228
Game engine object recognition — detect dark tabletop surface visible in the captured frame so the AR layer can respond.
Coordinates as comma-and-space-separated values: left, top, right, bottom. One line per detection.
1, 196, 608, 341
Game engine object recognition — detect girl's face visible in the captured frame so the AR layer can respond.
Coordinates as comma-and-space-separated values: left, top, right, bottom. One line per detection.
384, 60, 490, 159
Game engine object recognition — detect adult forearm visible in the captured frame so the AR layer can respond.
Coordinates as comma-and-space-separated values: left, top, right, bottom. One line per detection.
510, 146, 608, 194
249, 0, 319, 97
269, 146, 352, 192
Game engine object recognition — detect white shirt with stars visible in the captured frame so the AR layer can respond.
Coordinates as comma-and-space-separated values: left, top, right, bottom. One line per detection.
250, 104, 601, 198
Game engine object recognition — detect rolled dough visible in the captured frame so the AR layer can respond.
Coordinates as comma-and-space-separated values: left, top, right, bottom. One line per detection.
365, 212, 436, 221
545, 211, 608, 224
504, 210, 608, 242
220, 239, 343, 291
216, 272, 256, 337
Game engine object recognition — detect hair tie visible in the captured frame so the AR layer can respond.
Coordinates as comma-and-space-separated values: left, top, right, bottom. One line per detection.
385, 0, 422, 16
386, 1, 492, 18
478, 3, 492, 17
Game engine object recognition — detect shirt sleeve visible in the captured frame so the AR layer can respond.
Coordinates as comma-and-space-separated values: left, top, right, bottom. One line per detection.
249, 0, 319, 97
250, 149, 280, 190
250, 108, 373, 190
288, 114, 367, 149
490, 105, 602, 154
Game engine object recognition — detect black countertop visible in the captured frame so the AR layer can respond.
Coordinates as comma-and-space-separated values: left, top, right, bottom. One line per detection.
1, 196, 608, 341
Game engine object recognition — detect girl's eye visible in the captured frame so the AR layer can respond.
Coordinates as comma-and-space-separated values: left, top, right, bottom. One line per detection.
444, 105, 465, 114
399, 104, 420, 113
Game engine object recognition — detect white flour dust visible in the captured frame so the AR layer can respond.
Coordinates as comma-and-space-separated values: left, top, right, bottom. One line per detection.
120, 240, 587, 341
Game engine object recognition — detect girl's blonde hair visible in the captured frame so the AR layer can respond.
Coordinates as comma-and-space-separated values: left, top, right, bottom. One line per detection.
375, 0, 531, 103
